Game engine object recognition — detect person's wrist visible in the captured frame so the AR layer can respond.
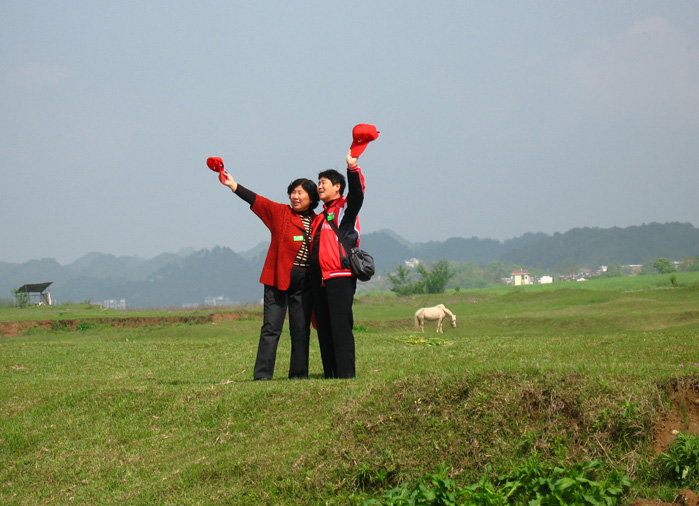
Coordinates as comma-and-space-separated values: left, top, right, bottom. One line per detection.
347, 165, 358, 169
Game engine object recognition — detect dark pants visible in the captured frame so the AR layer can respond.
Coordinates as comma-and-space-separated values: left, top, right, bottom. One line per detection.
310, 275, 357, 379
253, 267, 311, 380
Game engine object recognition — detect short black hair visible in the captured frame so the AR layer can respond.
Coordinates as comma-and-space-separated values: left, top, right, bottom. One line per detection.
287, 178, 319, 210
318, 169, 346, 196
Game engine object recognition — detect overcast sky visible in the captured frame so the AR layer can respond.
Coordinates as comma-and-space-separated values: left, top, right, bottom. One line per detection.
2, 1, 698, 265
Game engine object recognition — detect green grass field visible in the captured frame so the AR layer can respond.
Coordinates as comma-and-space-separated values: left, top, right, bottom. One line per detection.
2, 273, 699, 505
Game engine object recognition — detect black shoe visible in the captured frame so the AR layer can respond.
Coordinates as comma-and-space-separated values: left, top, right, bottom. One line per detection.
254, 377, 271, 381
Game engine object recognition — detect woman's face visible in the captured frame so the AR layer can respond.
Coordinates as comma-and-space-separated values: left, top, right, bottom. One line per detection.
289, 185, 311, 212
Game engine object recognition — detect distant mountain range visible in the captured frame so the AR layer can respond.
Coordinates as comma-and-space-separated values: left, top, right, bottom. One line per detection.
1, 222, 697, 309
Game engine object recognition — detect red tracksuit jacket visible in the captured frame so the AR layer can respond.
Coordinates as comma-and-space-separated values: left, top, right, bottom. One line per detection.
310, 166, 366, 281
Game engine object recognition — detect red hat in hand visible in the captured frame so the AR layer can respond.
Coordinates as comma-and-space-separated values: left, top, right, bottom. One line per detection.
206, 157, 227, 184
350, 124, 379, 158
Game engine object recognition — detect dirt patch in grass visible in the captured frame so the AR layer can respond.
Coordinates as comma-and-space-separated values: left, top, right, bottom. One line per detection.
629, 489, 699, 506
629, 379, 699, 505
0, 310, 262, 337
653, 379, 699, 455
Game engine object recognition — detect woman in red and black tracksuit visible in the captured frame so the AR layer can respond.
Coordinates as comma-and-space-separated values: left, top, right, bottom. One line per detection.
310, 151, 366, 379
222, 169, 319, 380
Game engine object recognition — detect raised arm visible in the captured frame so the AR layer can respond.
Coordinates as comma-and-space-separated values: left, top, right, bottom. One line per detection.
222, 171, 238, 192
347, 150, 358, 169
345, 150, 365, 210
339, 150, 366, 243
220, 170, 257, 206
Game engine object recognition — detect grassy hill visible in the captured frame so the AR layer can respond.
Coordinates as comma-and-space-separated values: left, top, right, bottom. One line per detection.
2, 273, 699, 505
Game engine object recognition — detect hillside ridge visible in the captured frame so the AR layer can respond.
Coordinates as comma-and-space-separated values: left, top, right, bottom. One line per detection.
1, 222, 697, 308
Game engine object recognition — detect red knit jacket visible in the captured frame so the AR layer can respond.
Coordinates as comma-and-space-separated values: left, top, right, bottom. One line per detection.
236, 186, 315, 291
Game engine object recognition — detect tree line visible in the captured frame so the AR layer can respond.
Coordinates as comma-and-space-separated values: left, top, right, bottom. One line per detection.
386, 255, 699, 296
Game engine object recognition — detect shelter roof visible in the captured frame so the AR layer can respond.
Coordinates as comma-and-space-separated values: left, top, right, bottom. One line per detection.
16, 282, 53, 293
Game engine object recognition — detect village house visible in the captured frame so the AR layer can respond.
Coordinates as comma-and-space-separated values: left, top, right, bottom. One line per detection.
510, 269, 531, 286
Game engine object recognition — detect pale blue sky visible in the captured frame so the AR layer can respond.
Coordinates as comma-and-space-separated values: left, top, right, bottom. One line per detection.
2, 1, 698, 264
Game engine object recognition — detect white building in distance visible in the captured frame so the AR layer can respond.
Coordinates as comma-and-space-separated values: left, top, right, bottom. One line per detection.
511, 270, 531, 286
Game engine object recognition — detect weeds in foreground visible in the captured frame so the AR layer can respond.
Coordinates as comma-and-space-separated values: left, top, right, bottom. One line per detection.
362, 460, 632, 506
658, 432, 699, 488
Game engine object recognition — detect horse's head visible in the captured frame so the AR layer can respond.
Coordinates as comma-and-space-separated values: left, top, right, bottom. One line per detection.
451, 314, 457, 327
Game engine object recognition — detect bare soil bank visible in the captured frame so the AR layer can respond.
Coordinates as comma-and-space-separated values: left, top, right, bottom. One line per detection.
631, 384, 699, 505
0, 310, 262, 337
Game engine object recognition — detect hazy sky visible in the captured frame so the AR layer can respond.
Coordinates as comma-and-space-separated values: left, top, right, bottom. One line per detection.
2, 1, 698, 265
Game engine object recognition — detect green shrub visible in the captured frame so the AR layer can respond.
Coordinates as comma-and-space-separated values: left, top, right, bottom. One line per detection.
388, 260, 456, 296
658, 432, 699, 487
76, 321, 99, 331
500, 459, 631, 506
50, 321, 68, 332
361, 460, 632, 506
11, 289, 29, 308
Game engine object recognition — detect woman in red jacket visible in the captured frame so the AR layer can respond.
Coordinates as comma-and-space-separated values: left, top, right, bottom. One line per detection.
221, 169, 319, 380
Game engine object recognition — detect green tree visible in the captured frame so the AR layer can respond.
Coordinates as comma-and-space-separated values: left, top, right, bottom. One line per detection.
678, 256, 699, 272
388, 265, 423, 296
417, 259, 454, 294
653, 257, 676, 274
388, 260, 456, 296
483, 261, 511, 284
451, 262, 489, 289
12, 289, 29, 308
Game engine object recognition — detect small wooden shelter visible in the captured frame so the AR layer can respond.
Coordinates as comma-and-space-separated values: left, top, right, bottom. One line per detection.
15, 282, 53, 305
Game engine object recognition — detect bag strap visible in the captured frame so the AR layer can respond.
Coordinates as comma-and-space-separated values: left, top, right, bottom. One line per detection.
301, 229, 311, 249
323, 210, 353, 259
299, 225, 311, 250
297, 213, 312, 249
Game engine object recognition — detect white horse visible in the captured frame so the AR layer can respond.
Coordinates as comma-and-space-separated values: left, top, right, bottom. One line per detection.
414, 304, 457, 333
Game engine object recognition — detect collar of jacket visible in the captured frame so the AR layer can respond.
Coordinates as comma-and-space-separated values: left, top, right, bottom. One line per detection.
322, 198, 340, 212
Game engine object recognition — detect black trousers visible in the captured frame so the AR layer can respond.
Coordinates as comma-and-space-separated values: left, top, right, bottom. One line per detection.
310, 275, 357, 379
253, 267, 311, 380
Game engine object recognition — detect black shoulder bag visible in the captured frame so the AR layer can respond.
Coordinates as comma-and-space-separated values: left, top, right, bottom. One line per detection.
323, 211, 375, 282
